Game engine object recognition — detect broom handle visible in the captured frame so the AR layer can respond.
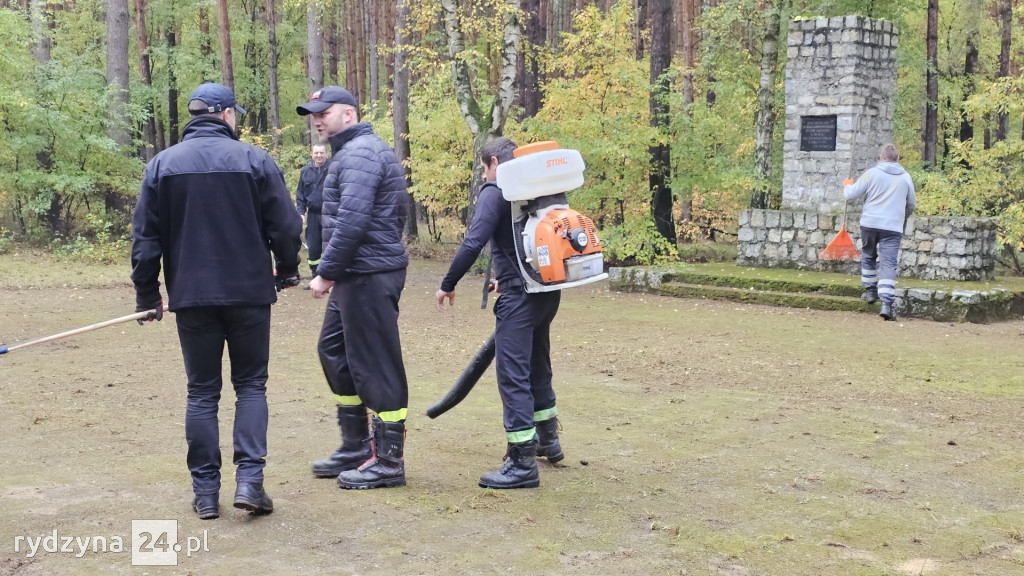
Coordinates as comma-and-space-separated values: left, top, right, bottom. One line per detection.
844, 113, 863, 229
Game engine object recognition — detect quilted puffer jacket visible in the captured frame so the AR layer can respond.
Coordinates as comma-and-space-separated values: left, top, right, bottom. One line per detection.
317, 122, 409, 279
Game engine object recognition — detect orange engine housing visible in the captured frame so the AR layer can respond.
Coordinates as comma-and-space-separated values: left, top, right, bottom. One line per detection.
532, 208, 602, 284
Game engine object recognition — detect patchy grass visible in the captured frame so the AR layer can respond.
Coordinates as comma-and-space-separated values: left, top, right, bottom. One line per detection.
2, 254, 1024, 575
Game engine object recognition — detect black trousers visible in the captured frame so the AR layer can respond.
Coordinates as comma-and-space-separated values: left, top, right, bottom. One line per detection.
492, 287, 561, 433
305, 211, 323, 276
175, 305, 272, 495
317, 268, 409, 419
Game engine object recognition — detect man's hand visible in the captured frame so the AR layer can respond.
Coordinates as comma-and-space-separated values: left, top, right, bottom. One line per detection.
436, 289, 455, 310
275, 271, 301, 292
843, 178, 855, 187
309, 275, 334, 299
136, 300, 164, 325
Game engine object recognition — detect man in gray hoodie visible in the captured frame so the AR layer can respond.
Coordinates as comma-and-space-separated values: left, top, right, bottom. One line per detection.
843, 143, 916, 321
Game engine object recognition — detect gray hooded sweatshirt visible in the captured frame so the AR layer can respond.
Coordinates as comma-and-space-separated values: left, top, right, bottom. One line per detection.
843, 161, 916, 233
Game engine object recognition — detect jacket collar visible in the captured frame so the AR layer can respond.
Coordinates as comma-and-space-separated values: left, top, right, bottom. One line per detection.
181, 116, 239, 141
328, 123, 373, 155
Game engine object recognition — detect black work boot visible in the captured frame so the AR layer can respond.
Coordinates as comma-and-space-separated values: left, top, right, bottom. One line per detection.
880, 302, 896, 321
479, 441, 540, 489
535, 417, 564, 464
312, 405, 372, 478
191, 493, 219, 520
337, 417, 406, 489
233, 482, 273, 515
862, 287, 879, 303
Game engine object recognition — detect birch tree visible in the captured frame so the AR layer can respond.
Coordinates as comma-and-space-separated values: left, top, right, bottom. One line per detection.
440, 0, 521, 224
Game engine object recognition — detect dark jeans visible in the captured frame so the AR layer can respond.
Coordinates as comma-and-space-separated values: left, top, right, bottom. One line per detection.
318, 268, 409, 419
306, 211, 322, 276
175, 305, 272, 495
860, 226, 902, 305
492, 287, 561, 433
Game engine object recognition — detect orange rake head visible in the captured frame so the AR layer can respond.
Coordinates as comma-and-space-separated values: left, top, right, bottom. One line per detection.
818, 223, 861, 261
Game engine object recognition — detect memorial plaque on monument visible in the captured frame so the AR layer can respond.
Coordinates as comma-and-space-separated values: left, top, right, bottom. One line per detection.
799, 115, 837, 152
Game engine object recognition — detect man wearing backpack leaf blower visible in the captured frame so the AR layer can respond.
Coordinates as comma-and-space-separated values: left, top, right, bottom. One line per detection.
844, 143, 916, 321
436, 137, 566, 489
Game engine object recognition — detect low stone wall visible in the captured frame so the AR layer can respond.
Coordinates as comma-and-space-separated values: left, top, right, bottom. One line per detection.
736, 209, 998, 281
609, 266, 1024, 323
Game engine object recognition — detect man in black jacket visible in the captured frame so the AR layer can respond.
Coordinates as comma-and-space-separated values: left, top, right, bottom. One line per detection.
132, 82, 302, 519
435, 137, 563, 489
295, 144, 329, 281
297, 86, 411, 490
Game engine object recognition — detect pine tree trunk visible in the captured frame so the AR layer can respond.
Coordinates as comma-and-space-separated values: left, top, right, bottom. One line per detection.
703, 0, 716, 108
134, 0, 158, 159
518, 0, 543, 119
216, 0, 234, 88
648, 0, 673, 241
166, 25, 180, 146
353, 0, 366, 107
634, 0, 647, 59
394, 0, 416, 239
327, 4, 339, 84
751, 1, 780, 210
681, 0, 695, 107
382, 0, 395, 101
266, 0, 281, 150
307, 1, 323, 92
547, 0, 570, 48
198, 6, 213, 80
923, 0, 938, 167
106, 0, 130, 212
306, 0, 324, 145
367, 0, 378, 113
960, 27, 978, 143
996, 0, 1010, 142
345, 0, 358, 99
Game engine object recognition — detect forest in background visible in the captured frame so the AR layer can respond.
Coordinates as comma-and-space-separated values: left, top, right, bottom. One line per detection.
2, 0, 1024, 270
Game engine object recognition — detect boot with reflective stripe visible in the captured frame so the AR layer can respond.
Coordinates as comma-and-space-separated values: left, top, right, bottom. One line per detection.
312, 405, 371, 478
479, 440, 540, 489
535, 417, 564, 463
337, 416, 406, 489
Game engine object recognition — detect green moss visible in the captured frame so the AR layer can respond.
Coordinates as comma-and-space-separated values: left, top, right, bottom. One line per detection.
656, 284, 876, 313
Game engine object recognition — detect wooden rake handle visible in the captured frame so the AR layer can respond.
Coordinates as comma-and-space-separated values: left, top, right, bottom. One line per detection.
0, 304, 169, 355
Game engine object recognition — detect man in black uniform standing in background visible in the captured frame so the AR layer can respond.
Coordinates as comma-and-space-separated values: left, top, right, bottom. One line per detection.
132, 82, 302, 519
435, 137, 564, 489
297, 86, 412, 490
295, 143, 329, 283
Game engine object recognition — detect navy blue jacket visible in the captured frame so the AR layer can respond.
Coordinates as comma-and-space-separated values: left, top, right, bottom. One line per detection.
441, 182, 520, 293
131, 116, 302, 311
295, 161, 328, 214
318, 123, 409, 279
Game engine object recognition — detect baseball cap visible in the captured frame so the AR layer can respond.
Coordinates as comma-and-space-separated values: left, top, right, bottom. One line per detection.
296, 86, 358, 116
189, 82, 246, 115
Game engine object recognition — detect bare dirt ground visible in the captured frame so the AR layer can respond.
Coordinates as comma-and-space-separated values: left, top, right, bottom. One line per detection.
2, 252, 1024, 575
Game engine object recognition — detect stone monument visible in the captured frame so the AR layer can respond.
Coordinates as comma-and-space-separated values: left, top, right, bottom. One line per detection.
735, 15, 998, 282
782, 15, 897, 213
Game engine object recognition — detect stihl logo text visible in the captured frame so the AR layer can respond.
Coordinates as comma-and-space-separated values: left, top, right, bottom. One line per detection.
546, 157, 568, 167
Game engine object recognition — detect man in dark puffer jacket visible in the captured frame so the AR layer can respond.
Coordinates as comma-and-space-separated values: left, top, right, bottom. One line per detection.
297, 86, 411, 490
132, 82, 302, 519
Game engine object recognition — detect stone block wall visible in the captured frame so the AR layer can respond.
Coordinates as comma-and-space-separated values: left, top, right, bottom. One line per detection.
783, 16, 898, 213
736, 209, 998, 281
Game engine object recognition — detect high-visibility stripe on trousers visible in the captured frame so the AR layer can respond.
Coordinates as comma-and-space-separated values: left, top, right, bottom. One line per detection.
859, 226, 902, 306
